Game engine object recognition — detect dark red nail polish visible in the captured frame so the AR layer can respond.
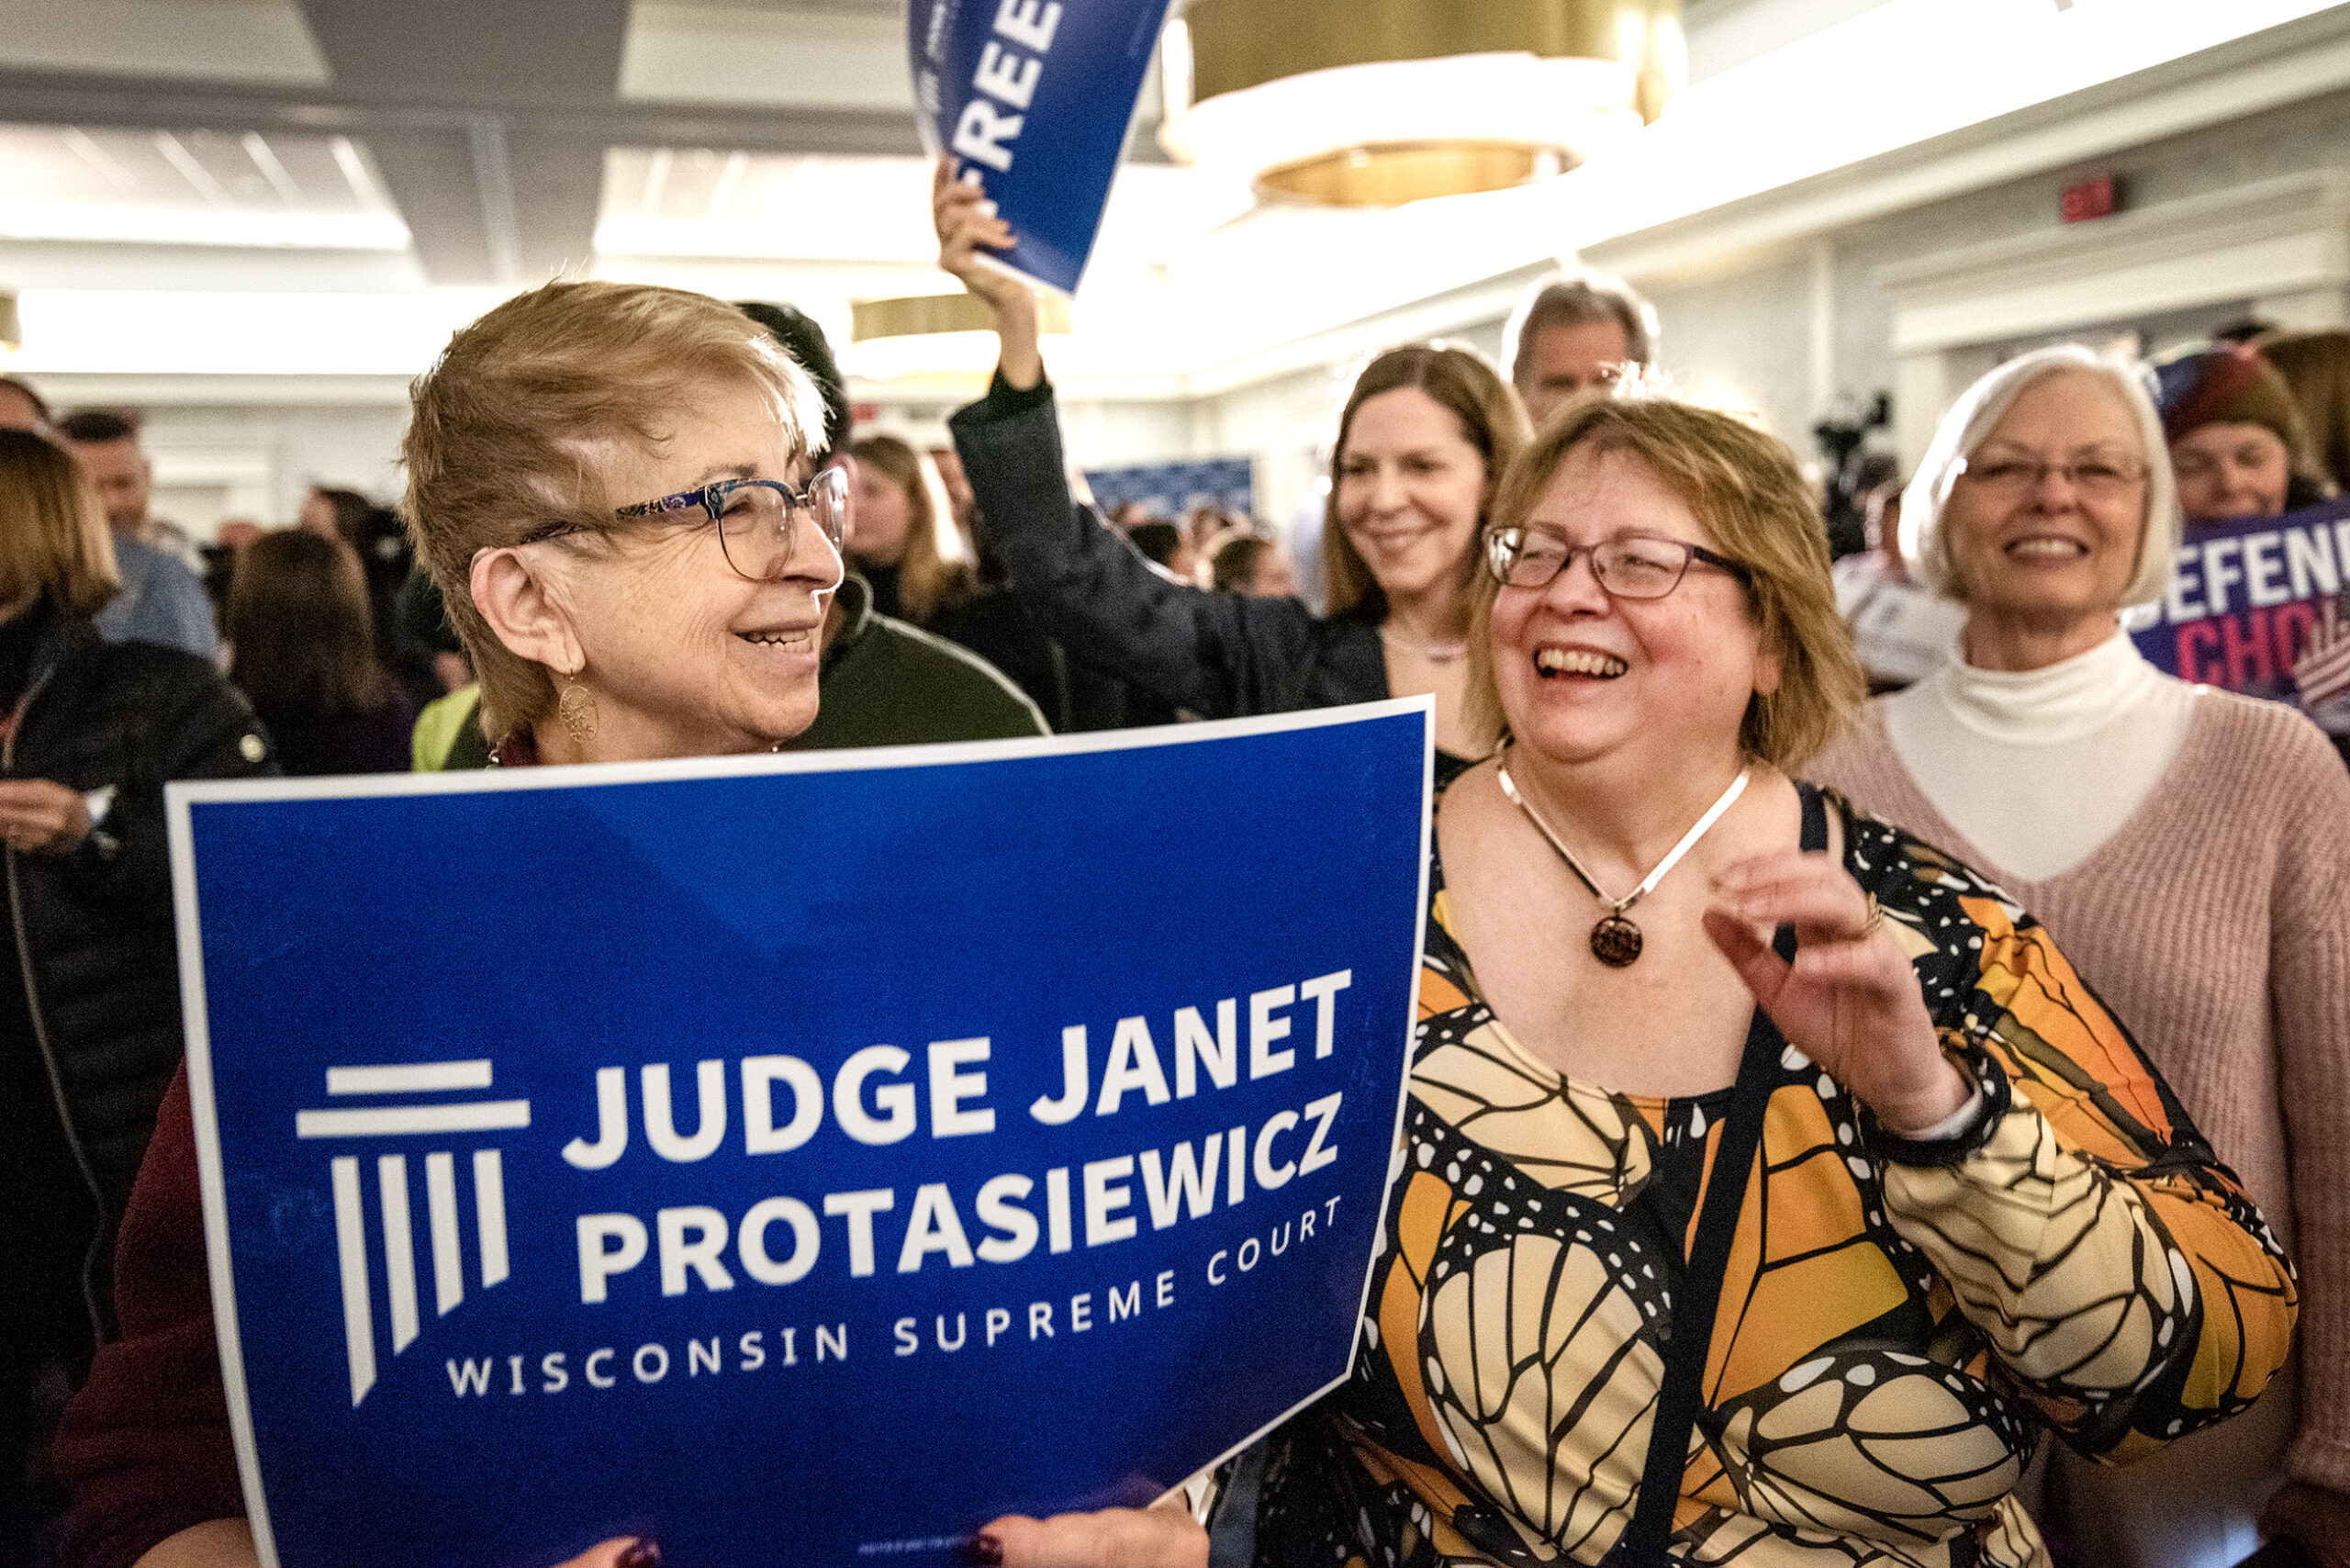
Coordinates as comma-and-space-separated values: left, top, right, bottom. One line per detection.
961, 1534, 1003, 1566
618, 1540, 663, 1568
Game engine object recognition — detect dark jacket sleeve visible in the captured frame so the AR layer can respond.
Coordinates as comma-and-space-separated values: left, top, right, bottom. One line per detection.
949, 379, 1332, 720
53, 1066, 246, 1568
76, 650, 275, 911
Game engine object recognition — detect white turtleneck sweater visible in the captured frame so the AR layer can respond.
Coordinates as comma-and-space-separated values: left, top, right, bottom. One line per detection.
1877, 627, 2200, 880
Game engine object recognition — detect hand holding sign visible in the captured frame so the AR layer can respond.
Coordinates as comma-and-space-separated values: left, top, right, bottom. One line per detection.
975, 1500, 1206, 1568
911, 0, 1175, 294
128, 1522, 650, 1568
934, 156, 1044, 390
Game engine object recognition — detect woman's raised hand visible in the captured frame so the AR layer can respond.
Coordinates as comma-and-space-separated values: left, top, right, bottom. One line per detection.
1705, 850, 1974, 1137
972, 1502, 1209, 1568
932, 155, 1044, 388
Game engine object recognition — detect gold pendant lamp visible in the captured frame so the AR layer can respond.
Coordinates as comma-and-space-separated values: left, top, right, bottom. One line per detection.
846, 290, 1075, 382
1166, 0, 1683, 207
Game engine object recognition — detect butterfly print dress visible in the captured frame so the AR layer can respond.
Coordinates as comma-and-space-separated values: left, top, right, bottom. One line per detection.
1214, 790, 2296, 1568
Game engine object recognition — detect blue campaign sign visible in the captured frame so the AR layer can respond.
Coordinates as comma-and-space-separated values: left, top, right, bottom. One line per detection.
168, 704, 1430, 1568
911, 0, 1173, 294
2127, 498, 2350, 704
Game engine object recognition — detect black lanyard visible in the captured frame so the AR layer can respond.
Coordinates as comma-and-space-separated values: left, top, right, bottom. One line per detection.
1602, 783, 1824, 1566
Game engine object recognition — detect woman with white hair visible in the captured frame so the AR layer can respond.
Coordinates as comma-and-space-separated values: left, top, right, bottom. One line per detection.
1809, 345, 2350, 1567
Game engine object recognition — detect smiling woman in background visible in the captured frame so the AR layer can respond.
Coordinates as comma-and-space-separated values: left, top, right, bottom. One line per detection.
51, 277, 844, 1568
934, 162, 1528, 771
1809, 343, 2350, 1568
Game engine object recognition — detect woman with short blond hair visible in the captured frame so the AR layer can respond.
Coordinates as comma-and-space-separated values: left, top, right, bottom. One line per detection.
988, 392, 2297, 1568
399, 276, 835, 758
55, 276, 845, 1568
0, 429, 273, 1562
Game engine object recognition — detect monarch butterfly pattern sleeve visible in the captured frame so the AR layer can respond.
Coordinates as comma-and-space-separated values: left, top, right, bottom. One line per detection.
1214, 795, 2300, 1568
1850, 809, 2300, 1465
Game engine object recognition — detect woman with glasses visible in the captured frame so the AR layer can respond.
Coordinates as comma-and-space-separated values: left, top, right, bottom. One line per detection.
981, 393, 2296, 1568
934, 163, 1526, 771
52, 279, 843, 1568
1810, 345, 2350, 1567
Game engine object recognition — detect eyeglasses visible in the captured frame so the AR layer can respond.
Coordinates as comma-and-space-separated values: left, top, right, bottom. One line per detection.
621, 470, 848, 581
524, 469, 848, 581
1953, 454, 2146, 498
1484, 527, 1752, 598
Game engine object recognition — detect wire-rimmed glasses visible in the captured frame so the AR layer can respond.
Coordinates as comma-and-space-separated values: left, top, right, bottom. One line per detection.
1952, 453, 2147, 499
615, 469, 849, 581
523, 469, 848, 580
1483, 527, 1752, 598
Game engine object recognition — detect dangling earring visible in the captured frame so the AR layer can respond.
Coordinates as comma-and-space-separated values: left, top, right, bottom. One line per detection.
558, 667, 599, 745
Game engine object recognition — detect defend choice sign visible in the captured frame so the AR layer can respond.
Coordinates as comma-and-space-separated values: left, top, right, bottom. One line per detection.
912, 0, 1173, 293
168, 704, 1430, 1568
2128, 498, 2350, 720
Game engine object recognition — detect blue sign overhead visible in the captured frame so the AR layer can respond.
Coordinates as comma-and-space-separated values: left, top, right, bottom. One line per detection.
168, 705, 1431, 1568
911, 0, 1175, 294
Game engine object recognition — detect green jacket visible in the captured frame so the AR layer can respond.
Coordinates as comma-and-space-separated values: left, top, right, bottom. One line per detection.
412, 574, 1045, 769
794, 573, 1047, 749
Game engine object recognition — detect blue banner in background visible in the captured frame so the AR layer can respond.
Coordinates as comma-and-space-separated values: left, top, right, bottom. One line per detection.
2127, 498, 2350, 709
912, 0, 1173, 294
171, 705, 1430, 1568
1084, 458, 1258, 526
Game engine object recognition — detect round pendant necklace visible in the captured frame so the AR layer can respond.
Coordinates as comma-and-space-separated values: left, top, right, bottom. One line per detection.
1379, 626, 1468, 665
1494, 749, 1751, 968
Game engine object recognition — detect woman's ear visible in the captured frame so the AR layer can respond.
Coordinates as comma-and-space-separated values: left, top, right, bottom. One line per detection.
471, 546, 584, 677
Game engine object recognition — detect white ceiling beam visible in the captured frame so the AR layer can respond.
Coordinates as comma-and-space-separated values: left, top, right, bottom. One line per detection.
0, 240, 425, 293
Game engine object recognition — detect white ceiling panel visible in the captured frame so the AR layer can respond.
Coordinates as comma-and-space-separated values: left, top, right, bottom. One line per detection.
596, 149, 938, 261
0, 125, 408, 248
0, 0, 330, 84
619, 2, 913, 111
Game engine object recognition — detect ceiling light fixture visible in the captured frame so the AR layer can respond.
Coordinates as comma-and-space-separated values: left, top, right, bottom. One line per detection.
1163, 0, 1683, 207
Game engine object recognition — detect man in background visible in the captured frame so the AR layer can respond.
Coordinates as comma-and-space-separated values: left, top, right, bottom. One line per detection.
54, 410, 219, 661
1504, 273, 1658, 429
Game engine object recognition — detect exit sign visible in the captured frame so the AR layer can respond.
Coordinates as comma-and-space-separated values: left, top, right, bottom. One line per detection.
2063, 174, 2121, 223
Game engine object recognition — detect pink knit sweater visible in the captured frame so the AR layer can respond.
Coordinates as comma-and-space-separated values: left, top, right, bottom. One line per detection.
1809, 689, 2350, 1491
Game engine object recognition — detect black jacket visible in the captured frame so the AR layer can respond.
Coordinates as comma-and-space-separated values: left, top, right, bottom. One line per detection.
949, 377, 1392, 720
8, 618, 274, 1336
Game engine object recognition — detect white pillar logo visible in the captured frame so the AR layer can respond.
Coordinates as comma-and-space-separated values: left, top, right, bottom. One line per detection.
295, 1059, 531, 1406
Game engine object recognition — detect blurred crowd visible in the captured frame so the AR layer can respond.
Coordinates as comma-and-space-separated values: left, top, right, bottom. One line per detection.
0, 187, 2344, 1568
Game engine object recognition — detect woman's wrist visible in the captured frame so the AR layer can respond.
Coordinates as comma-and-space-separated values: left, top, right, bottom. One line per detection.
990, 291, 1044, 390
1873, 1056, 1978, 1140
